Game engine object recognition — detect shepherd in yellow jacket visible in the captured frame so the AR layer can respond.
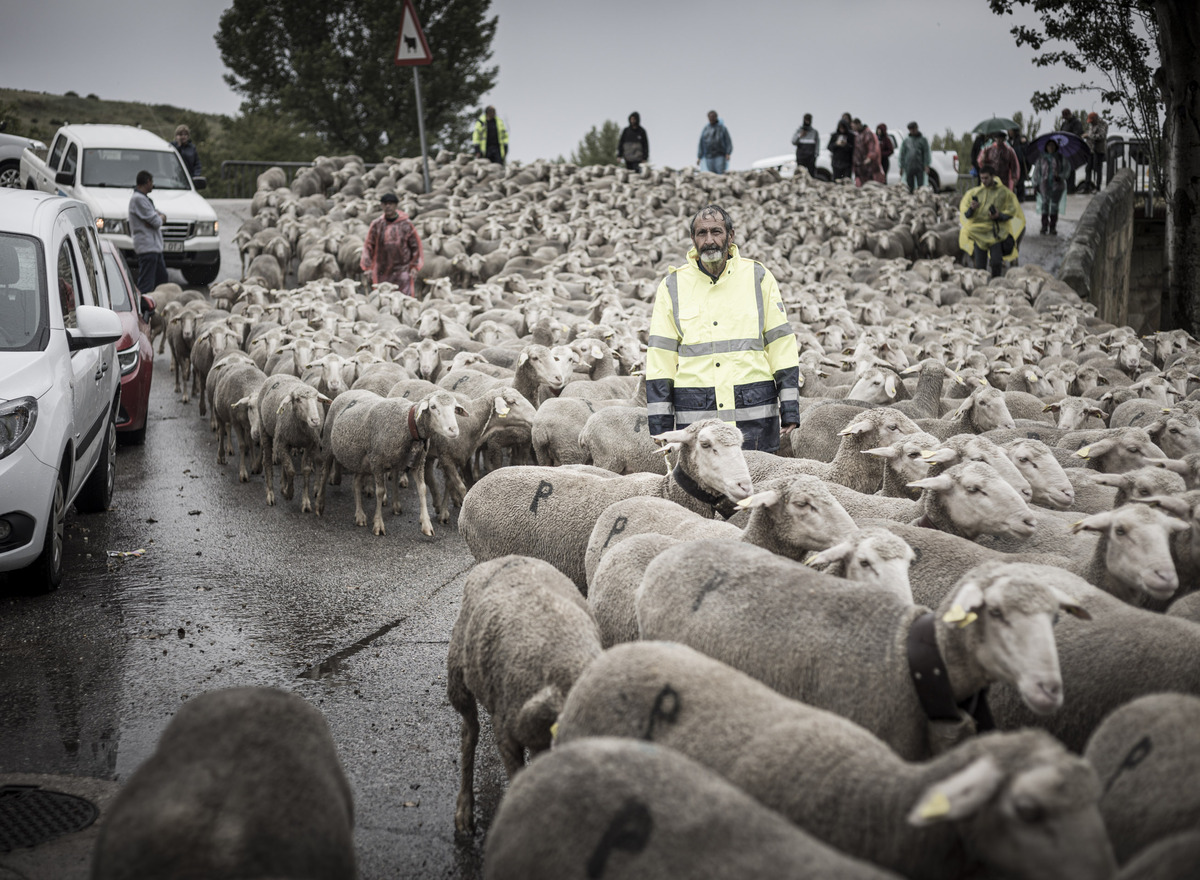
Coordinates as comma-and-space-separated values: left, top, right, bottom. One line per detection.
959, 164, 1026, 278
647, 205, 800, 453
471, 106, 508, 164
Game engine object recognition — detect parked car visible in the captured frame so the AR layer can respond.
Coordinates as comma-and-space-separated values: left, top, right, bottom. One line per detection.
0, 122, 47, 189
0, 189, 123, 591
100, 238, 153, 444
20, 124, 220, 284
752, 129, 959, 192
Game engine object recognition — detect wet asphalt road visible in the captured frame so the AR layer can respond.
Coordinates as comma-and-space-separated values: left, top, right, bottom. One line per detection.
0, 202, 504, 877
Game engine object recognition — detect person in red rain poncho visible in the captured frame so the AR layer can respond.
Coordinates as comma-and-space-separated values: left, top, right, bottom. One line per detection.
361, 192, 424, 295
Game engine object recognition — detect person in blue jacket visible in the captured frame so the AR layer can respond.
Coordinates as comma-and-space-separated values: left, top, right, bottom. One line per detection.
697, 111, 732, 174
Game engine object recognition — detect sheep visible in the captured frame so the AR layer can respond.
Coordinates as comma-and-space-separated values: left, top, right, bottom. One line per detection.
1146, 453, 1200, 489
891, 358, 961, 419
585, 477, 859, 647
1136, 490, 1200, 600
256, 375, 330, 510
350, 361, 410, 396
788, 401, 875, 463
637, 548, 1090, 761
212, 361, 268, 482
1070, 504, 1190, 608
806, 527, 917, 603
1114, 832, 1200, 880
1004, 437, 1076, 510
989, 571, 1200, 753
91, 687, 356, 880
246, 252, 285, 290
918, 384, 1016, 438
1084, 693, 1200, 865
577, 406, 664, 475
906, 461, 1038, 541
1146, 412, 1200, 460
439, 343, 566, 404
329, 389, 465, 536
531, 397, 631, 467
557, 641, 1115, 880
1044, 396, 1108, 431
446, 556, 601, 836
482, 737, 898, 880
1059, 427, 1167, 474
864, 430, 940, 497
459, 419, 752, 592
921, 434, 1034, 502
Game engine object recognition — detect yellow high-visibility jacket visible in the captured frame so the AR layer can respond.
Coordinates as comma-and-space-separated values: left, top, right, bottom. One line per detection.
471, 114, 509, 160
647, 244, 799, 452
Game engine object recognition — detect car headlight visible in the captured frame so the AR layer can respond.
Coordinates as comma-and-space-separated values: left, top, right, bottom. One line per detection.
0, 397, 38, 460
96, 217, 128, 235
117, 344, 140, 376
194, 221, 218, 237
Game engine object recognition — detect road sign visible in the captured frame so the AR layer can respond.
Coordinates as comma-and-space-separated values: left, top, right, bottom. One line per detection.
394, 0, 433, 66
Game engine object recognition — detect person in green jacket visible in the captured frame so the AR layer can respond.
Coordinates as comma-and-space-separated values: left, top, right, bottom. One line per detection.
959, 165, 1025, 278
898, 121, 931, 193
471, 106, 508, 164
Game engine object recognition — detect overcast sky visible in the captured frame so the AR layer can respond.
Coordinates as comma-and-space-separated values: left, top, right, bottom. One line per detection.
1, 0, 1109, 168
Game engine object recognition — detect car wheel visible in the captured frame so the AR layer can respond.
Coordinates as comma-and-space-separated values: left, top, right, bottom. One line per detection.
118, 425, 147, 446
25, 471, 65, 592
0, 161, 21, 189
928, 171, 941, 191
182, 262, 220, 286
76, 416, 116, 513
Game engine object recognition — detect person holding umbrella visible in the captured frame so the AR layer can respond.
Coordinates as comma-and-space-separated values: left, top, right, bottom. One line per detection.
1032, 139, 1068, 236
959, 164, 1025, 278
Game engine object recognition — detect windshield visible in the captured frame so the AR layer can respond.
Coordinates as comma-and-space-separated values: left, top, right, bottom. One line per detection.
101, 251, 133, 312
0, 233, 48, 352
81, 148, 193, 190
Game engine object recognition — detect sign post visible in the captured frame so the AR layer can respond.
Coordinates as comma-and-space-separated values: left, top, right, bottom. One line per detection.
394, 0, 434, 194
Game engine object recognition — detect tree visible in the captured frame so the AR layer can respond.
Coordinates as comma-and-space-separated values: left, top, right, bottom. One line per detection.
570, 121, 620, 167
215, 0, 498, 162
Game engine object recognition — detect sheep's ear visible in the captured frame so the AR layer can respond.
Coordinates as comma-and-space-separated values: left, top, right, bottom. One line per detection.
1144, 420, 1165, 438
736, 489, 781, 510
839, 417, 874, 437
591, 344, 605, 359
1087, 407, 1107, 419
1071, 511, 1115, 534
1145, 457, 1192, 476
1025, 370, 1039, 383
806, 540, 853, 567
884, 374, 898, 398
317, 393, 333, 406
908, 756, 1005, 827
949, 369, 966, 385
1088, 472, 1129, 488
909, 474, 955, 492
1042, 402, 1061, 413
232, 397, 248, 410
863, 446, 898, 459
454, 404, 469, 416
950, 398, 975, 420
517, 351, 529, 367
1049, 588, 1092, 620
1075, 438, 1116, 460
416, 400, 430, 417
493, 397, 511, 418
922, 448, 958, 464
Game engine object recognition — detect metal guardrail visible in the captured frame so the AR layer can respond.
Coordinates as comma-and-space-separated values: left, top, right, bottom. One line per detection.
1105, 137, 1156, 200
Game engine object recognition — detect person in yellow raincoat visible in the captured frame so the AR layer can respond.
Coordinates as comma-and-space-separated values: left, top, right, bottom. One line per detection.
959, 164, 1025, 278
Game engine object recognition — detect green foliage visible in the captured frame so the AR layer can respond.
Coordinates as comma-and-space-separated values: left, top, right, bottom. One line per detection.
216, 0, 498, 162
987, 0, 1163, 194
570, 121, 620, 167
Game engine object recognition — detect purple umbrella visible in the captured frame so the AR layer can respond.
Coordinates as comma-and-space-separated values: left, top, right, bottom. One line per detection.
1025, 132, 1092, 172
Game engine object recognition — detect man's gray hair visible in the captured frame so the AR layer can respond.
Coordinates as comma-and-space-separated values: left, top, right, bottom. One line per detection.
689, 205, 735, 238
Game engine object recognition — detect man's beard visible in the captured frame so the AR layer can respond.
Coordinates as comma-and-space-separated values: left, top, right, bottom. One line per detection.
699, 245, 725, 264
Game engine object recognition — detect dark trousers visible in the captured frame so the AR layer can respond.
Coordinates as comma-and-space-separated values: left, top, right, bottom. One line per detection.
797, 155, 817, 178
137, 251, 169, 293
624, 160, 642, 173
880, 156, 890, 177
904, 168, 922, 193
972, 241, 1005, 278
1086, 152, 1105, 189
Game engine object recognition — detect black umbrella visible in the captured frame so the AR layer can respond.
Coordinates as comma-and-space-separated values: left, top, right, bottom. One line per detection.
972, 116, 1019, 135
1025, 132, 1092, 172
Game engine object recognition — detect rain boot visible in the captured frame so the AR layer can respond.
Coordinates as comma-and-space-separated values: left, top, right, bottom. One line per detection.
1049, 214, 1058, 236
1041, 213, 1049, 235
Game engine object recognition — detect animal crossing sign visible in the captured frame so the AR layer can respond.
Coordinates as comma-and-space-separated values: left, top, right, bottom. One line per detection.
394, 0, 432, 66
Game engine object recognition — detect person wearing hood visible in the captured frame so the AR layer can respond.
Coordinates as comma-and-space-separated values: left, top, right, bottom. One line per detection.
959, 164, 1025, 278
827, 120, 855, 182
1083, 112, 1108, 191
977, 130, 1021, 192
696, 111, 732, 173
876, 123, 894, 178
646, 205, 799, 453
617, 112, 649, 172
1032, 139, 1068, 235
790, 113, 819, 179
851, 118, 884, 186
360, 192, 424, 296
898, 121, 931, 193
471, 106, 508, 164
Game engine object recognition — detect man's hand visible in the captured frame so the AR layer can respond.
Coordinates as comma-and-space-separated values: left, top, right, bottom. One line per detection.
970, 197, 980, 208
781, 423, 797, 437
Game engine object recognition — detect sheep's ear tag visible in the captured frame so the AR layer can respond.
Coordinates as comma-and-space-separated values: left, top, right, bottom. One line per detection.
1076, 446, 1091, 459
494, 397, 510, 418
943, 604, 977, 627
918, 790, 951, 820
920, 449, 938, 460
549, 721, 559, 742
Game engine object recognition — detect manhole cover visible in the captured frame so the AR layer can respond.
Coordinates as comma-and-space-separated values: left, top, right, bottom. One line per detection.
0, 786, 98, 852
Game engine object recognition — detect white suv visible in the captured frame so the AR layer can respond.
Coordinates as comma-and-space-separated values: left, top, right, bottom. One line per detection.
0, 189, 123, 591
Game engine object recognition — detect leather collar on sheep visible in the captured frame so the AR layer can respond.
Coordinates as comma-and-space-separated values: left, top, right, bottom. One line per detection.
671, 466, 738, 520
407, 405, 424, 442
907, 611, 995, 732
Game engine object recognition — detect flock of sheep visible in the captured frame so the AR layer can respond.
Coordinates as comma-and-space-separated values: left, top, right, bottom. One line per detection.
123, 149, 1200, 879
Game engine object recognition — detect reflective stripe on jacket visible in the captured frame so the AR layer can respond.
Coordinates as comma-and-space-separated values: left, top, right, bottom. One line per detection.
646, 244, 799, 452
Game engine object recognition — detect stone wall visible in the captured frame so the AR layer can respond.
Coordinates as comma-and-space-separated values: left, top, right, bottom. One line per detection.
1059, 169, 1136, 329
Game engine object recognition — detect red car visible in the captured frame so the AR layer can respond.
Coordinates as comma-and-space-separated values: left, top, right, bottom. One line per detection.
100, 239, 154, 444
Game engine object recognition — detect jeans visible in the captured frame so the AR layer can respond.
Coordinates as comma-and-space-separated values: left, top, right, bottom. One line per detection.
701, 155, 727, 174
136, 251, 169, 293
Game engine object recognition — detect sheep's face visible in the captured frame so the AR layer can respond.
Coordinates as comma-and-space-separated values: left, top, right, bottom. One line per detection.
1153, 415, 1200, 460
422, 393, 462, 440
1007, 440, 1074, 510
961, 388, 1016, 432
1073, 505, 1188, 601
666, 421, 751, 502
288, 389, 326, 435
910, 742, 1113, 880
414, 339, 442, 379
847, 369, 898, 404
519, 346, 566, 391
912, 462, 1036, 540
742, 476, 854, 554
1076, 430, 1165, 474
812, 527, 914, 601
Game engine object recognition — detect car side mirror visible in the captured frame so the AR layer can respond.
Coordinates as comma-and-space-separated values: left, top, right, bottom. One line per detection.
192, 176, 207, 191
55, 170, 75, 186
67, 305, 123, 351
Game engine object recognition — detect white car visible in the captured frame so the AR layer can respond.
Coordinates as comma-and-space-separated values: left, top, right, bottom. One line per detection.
20, 124, 220, 285
752, 129, 959, 192
0, 189, 123, 591
0, 123, 46, 189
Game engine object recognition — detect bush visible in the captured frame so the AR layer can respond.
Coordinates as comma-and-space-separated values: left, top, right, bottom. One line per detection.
86, 93, 100, 101
64, 90, 79, 98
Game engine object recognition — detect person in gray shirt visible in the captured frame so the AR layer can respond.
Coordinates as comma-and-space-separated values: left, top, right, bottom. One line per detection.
128, 170, 168, 293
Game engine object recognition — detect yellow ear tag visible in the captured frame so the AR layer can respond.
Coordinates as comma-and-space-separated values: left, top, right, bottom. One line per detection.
943, 604, 968, 623
1076, 446, 1091, 459
549, 722, 559, 741
920, 449, 938, 460
735, 495, 757, 509
919, 790, 951, 820
958, 612, 978, 629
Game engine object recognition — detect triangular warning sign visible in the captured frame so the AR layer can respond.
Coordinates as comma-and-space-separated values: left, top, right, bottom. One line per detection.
394, 0, 433, 66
